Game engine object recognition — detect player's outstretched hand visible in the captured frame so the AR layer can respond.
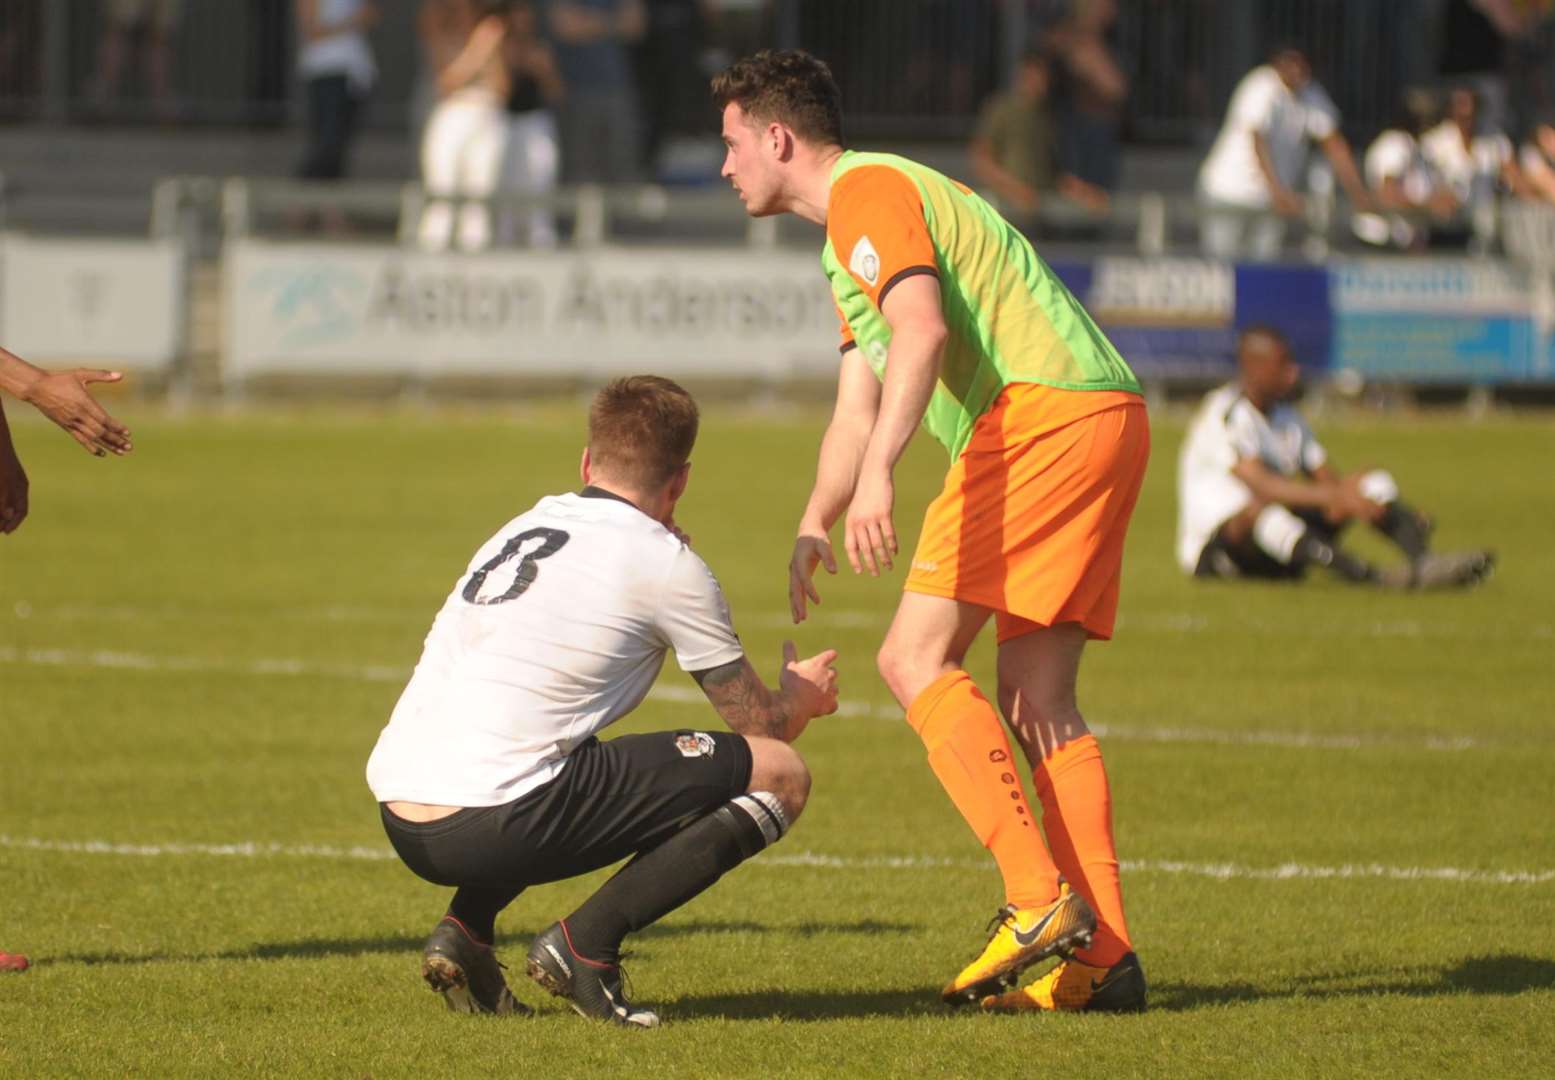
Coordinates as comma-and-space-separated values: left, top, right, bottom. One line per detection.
788, 532, 838, 624
0, 440, 28, 535
845, 470, 897, 577
780, 639, 839, 721
24, 369, 132, 457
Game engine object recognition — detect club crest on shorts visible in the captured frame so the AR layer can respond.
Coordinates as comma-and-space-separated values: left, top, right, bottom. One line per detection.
675, 732, 717, 758
849, 235, 881, 287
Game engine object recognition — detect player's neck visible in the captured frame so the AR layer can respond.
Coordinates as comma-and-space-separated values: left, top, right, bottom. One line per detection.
580, 482, 668, 526
784, 144, 846, 225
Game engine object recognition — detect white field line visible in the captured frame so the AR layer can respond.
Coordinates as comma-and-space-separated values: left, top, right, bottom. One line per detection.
1, 834, 1550, 886
0, 644, 1482, 753
8, 601, 1553, 641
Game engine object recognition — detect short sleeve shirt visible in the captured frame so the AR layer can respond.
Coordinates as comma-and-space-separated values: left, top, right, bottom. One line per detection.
1199, 66, 1340, 206
365, 490, 743, 807
825, 164, 941, 350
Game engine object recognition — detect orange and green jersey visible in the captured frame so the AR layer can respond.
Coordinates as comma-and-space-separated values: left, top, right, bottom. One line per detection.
822, 150, 1141, 460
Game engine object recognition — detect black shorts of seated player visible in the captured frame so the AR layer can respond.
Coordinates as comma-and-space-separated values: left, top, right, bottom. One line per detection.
1194, 509, 1333, 581
382, 729, 753, 895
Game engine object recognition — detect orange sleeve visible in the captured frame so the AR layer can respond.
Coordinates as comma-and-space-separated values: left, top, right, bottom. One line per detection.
835, 301, 856, 355
826, 165, 939, 310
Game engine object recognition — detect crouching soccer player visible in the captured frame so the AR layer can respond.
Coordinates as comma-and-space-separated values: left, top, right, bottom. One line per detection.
365, 376, 839, 1027
1178, 325, 1494, 588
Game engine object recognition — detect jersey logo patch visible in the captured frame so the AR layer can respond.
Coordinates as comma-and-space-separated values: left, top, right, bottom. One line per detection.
849, 235, 881, 287
675, 732, 717, 759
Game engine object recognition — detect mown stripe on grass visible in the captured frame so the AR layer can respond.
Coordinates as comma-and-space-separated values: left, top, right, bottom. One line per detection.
0, 645, 1481, 753
3, 835, 1551, 885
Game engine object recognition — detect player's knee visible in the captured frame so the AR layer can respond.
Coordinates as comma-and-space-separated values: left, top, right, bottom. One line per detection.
876, 639, 936, 708
745, 736, 810, 824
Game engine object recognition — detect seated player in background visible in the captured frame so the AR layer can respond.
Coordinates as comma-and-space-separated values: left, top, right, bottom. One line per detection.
1177, 326, 1494, 588
365, 376, 839, 1027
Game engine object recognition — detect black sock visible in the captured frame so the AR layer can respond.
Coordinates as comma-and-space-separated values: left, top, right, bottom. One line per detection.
1377, 501, 1430, 561
448, 885, 523, 944
1297, 533, 1376, 584
561, 793, 788, 966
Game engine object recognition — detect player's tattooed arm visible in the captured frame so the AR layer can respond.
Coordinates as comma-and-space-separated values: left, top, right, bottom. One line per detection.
693, 644, 839, 744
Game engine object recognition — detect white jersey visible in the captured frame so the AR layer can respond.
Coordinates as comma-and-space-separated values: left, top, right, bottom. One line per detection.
1199, 66, 1339, 208
1419, 121, 1513, 204
1176, 383, 1328, 572
366, 491, 744, 807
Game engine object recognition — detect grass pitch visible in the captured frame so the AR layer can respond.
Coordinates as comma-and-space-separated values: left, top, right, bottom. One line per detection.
1, 404, 1552, 1078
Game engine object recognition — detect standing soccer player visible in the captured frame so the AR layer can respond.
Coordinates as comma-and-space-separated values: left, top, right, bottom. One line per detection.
1, 344, 134, 974
713, 50, 1149, 1013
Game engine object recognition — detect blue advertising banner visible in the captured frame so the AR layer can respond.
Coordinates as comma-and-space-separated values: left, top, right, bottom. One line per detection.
1046, 257, 1331, 378
1329, 259, 1550, 383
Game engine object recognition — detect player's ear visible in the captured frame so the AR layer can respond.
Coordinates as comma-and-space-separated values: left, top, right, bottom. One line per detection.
668, 461, 691, 503
580, 446, 592, 486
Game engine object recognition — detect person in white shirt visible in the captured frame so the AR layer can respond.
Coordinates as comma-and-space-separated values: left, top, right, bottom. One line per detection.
1197, 45, 1371, 259
1519, 114, 1555, 204
1420, 86, 1530, 221
1354, 90, 1459, 250
367, 375, 839, 1027
1177, 326, 1493, 588
295, 0, 379, 182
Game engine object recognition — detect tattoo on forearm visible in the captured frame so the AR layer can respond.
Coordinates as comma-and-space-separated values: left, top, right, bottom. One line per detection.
693, 658, 791, 740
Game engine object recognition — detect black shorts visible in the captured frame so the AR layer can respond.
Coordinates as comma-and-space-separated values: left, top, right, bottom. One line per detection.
380, 729, 753, 892
1193, 510, 1339, 581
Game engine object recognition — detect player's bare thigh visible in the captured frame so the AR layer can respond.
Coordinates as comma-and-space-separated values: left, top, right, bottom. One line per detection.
996, 621, 1090, 766
875, 590, 993, 709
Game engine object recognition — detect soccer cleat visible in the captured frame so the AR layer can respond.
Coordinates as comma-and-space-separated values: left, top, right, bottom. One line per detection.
1378, 549, 1496, 590
526, 921, 660, 1028
421, 916, 529, 1016
0, 951, 28, 973
980, 951, 1147, 1014
940, 882, 1097, 1006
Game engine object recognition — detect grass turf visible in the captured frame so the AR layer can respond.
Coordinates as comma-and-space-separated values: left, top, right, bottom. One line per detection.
1, 404, 1552, 1077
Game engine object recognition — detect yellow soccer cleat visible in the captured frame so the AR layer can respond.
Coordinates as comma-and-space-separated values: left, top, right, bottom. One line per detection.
980, 951, 1147, 1014
940, 882, 1096, 1006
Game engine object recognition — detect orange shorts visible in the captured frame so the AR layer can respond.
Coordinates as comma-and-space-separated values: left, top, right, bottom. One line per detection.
904, 385, 1150, 643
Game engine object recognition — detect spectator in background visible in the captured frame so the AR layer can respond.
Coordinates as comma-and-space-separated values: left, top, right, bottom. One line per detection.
296, 0, 379, 183
1043, 0, 1127, 197
547, 0, 647, 183
1519, 114, 1555, 202
1420, 86, 1529, 229
1354, 89, 1458, 250
1196, 44, 1372, 260
635, 0, 720, 178
89, 0, 182, 120
414, 0, 473, 147
419, 1, 563, 252
1438, 0, 1525, 132
969, 51, 1108, 217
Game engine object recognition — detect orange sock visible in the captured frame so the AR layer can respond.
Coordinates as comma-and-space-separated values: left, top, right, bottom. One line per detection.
907, 670, 1060, 909
1033, 733, 1132, 967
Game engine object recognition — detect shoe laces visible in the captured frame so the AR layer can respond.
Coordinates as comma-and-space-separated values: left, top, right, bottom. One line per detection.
984, 904, 1020, 938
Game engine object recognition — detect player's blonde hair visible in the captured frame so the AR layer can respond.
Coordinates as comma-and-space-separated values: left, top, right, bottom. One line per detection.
711, 49, 844, 147
588, 376, 700, 491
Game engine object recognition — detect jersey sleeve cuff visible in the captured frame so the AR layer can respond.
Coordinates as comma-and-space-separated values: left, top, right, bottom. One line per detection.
877, 264, 940, 307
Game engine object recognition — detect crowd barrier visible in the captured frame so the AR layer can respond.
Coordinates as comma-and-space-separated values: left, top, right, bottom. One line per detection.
2, 178, 1555, 391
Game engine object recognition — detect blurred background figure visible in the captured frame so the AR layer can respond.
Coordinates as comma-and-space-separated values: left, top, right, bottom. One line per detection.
1043, 0, 1127, 201
88, 0, 183, 121
414, 0, 472, 148
635, 0, 720, 180
1197, 44, 1371, 260
547, 0, 647, 183
419, 1, 562, 252
969, 50, 1108, 219
1519, 113, 1555, 203
296, 0, 380, 184
1420, 85, 1528, 244
1354, 89, 1458, 250
1438, 0, 1525, 133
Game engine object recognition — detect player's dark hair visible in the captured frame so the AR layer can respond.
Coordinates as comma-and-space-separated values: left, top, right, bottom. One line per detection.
588, 375, 700, 491
710, 49, 844, 147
